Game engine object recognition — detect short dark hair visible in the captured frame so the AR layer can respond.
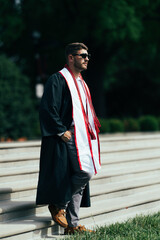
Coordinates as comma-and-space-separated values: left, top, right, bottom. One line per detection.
65, 42, 88, 62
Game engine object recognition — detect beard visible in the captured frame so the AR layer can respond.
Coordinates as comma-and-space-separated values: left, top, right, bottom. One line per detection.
73, 58, 88, 72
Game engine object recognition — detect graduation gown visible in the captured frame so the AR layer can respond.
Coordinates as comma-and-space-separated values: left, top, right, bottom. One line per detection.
36, 72, 90, 207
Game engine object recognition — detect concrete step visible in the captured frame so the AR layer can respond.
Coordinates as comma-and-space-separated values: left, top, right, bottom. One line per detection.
0, 133, 159, 150
0, 153, 39, 167
0, 133, 160, 239
91, 172, 160, 196
1, 146, 160, 169
1, 150, 159, 170
96, 158, 160, 179
0, 200, 49, 223
91, 184, 160, 203
2, 199, 160, 240
0, 181, 159, 223
0, 158, 159, 200
0, 141, 41, 149
0, 213, 58, 240
0, 174, 38, 201
1, 146, 158, 168
0, 159, 39, 168
100, 139, 160, 152
101, 148, 160, 164
0, 164, 38, 176
1, 186, 160, 240
0, 154, 160, 172
0, 172, 39, 184
1, 154, 159, 180
100, 133, 160, 141
92, 169, 160, 185
80, 200, 160, 229
1, 134, 160, 157
80, 185, 160, 219
100, 137, 160, 144
1, 168, 159, 202
0, 170, 159, 203
0, 146, 40, 157
1, 151, 160, 171
0, 150, 160, 175
0, 188, 37, 202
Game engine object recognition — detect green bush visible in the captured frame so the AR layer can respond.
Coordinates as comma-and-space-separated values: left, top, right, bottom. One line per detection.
139, 115, 159, 132
157, 117, 160, 130
108, 119, 124, 133
98, 116, 160, 134
99, 118, 110, 133
124, 118, 140, 132
0, 55, 37, 140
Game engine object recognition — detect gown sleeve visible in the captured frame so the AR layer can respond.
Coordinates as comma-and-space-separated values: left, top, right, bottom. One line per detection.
39, 73, 68, 136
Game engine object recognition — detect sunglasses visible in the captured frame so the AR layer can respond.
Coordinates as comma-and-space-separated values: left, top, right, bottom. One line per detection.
72, 53, 91, 59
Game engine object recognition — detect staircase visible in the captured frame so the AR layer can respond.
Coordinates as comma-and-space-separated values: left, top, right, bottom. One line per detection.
1, 133, 160, 239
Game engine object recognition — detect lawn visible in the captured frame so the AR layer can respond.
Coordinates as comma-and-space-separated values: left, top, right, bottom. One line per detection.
64, 212, 160, 240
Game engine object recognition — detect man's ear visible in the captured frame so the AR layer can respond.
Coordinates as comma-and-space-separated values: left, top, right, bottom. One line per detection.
68, 54, 74, 63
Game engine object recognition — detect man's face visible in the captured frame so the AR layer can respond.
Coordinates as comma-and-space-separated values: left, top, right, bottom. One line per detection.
72, 49, 89, 72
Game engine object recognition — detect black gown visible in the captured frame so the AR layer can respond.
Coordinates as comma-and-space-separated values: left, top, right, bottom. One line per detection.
36, 72, 90, 207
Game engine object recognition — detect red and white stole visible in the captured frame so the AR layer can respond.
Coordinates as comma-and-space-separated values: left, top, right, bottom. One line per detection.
59, 65, 101, 174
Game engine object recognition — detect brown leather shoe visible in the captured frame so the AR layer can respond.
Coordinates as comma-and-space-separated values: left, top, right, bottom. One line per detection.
64, 224, 95, 235
48, 205, 68, 228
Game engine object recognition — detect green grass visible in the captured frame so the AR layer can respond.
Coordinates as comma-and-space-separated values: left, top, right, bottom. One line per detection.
64, 212, 160, 240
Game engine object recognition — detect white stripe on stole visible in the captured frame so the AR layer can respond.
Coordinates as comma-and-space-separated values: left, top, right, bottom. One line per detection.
59, 67, 101, 174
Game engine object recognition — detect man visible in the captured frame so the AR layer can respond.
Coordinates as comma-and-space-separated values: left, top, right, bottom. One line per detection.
36, 42, 101, 235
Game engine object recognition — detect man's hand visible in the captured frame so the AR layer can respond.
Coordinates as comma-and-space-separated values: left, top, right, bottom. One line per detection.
61, 130, 72, 142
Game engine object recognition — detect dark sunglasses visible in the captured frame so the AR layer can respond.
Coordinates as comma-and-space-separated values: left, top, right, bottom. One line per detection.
72, 53, 91, 59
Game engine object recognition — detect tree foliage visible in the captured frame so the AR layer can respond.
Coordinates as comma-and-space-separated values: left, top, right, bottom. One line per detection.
0, 0, 160, 120
0, 0, 24, 47
0, 55, 37, 139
